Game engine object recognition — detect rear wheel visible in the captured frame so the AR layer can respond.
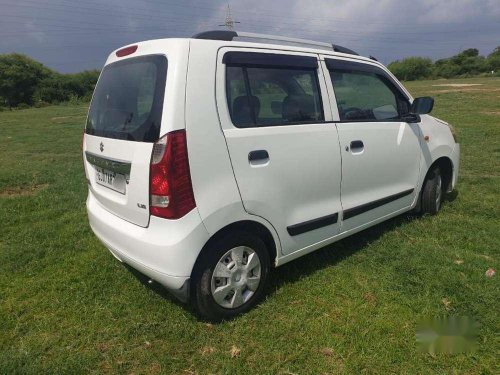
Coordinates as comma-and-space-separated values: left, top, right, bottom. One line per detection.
421, 166, 443, 215
191, 231, 270, 321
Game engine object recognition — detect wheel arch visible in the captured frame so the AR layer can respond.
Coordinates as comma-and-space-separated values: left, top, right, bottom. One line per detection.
191, 220, 278, 279
427, 156, 454, 193
414, 155, 454, 213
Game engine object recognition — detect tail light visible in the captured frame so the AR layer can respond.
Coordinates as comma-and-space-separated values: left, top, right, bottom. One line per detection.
149, 130, 196, 219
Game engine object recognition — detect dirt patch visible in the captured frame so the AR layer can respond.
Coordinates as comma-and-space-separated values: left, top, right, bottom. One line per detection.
51, 115, 86, 123
429, 88, 500, 94
482, 111, 500, 116
0, 183, 48, 197
432, 83, 483, 87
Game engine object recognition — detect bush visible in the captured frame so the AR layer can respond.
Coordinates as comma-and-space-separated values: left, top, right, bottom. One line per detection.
388, 57, 433, 81
486, 48, 500, 72
34, 100, 50, 108
34, 75, 73, 104
34, 70, 99, 104
0, 54, 52, 107
388, 46, 500, 80
434, 59, 461, 78
0, 53, 99, 108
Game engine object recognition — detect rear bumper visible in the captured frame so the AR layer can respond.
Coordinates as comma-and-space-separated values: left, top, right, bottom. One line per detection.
450, 143, 460, 191
86, 190, 210, 300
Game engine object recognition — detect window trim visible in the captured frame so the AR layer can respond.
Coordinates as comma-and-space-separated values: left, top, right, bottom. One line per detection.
326, 59, 411, 123
223, 51, 318, 69
326, 59, 409, 100
224, 53, 326, 128
241, 66, 258, 124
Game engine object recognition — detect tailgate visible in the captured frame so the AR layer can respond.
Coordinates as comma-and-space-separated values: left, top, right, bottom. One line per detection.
83, 53, 168, 227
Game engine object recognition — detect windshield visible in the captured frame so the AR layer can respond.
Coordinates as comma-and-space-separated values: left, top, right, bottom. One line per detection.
86, 55, 167, 142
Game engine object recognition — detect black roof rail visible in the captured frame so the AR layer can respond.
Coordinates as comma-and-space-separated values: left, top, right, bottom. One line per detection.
192, 30, 237, 41
369, 55, 378, 61
332, 44, 359, 56
192, 30, 360, 57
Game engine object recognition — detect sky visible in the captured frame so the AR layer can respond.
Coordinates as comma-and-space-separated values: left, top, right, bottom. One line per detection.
0, 0, 499, 73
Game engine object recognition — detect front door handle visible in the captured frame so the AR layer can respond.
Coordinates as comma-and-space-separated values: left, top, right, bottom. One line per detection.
351, 141, 365, 150
349, 140, 364, 153
248, 150, 269, 165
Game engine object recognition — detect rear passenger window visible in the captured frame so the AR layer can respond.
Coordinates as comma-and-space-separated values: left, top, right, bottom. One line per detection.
225, 53, 324, 128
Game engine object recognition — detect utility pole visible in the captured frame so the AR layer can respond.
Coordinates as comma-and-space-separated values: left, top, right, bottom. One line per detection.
219, 4, 240, 30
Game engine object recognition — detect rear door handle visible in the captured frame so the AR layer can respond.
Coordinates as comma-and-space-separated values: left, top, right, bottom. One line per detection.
248, 150, 269, 165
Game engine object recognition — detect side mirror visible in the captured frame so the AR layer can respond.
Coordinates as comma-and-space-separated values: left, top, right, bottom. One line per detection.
411, 96, 434, 115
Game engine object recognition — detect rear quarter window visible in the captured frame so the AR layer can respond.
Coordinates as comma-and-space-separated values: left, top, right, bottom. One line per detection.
86, 55, 167, 142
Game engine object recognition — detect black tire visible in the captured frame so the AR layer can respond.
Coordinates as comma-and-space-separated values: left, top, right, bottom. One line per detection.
191, 231, 271, 322
421, 166, 443, 215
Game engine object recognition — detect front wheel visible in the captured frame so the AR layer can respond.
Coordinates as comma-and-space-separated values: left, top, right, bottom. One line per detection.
191, 231, 270, 322
421, 166, 443, 215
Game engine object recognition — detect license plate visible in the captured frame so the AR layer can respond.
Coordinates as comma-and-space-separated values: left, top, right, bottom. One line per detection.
95, 167, 126, 194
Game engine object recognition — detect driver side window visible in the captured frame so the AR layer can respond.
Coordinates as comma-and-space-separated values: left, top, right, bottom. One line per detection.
330, 70, 409, 122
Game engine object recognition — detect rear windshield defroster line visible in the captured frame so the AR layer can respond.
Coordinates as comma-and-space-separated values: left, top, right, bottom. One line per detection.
85, 55, 167, 142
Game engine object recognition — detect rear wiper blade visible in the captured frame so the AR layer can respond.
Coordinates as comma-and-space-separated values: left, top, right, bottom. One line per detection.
122, 112, 134, 130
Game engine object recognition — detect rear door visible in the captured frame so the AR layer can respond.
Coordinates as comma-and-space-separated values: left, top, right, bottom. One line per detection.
83, 54, 168, 227
216, 48, 343, 255
322, 57, 422, 232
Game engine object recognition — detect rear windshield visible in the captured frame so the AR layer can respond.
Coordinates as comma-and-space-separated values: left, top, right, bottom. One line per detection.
86, 55, 167, 142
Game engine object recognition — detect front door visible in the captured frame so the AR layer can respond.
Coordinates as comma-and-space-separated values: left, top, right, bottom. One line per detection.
322, 57, 422, 232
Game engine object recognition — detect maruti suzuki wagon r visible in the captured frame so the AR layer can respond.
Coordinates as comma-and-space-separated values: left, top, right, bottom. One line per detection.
83, 30, 460, 321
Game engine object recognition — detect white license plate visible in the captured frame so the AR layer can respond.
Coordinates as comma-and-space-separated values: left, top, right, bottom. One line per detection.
95, 167, 126, 194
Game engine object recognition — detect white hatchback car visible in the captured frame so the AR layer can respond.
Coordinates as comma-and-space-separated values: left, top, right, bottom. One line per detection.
83, 31, 460, 321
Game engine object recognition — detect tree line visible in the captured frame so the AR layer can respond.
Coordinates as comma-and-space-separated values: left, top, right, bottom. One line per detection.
388, 47, 500, 81
1, 47, 499, 109
0, 54, 99, 109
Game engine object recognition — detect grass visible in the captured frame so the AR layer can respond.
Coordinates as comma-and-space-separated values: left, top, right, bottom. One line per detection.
0, 77, 499, 374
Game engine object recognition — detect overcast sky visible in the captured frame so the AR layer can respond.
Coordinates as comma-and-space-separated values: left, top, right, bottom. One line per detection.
1, 0, 499, 73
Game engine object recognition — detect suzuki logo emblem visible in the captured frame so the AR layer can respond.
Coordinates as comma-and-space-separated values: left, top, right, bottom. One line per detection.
99, 142, 104, 152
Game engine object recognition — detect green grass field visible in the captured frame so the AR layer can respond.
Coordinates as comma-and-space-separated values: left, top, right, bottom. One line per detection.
1, 77, 499, 374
